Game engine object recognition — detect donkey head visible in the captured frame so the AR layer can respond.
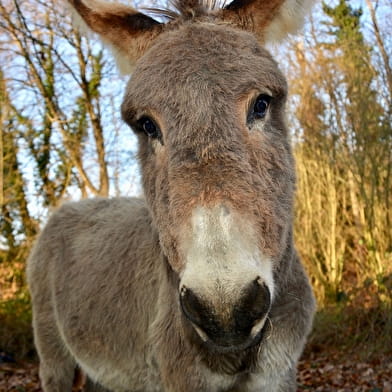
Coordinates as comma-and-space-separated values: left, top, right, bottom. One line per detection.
69, 0, 313, 352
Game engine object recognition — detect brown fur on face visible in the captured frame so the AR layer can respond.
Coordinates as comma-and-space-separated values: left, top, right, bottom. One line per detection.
219, 0, 315, 42
28, 0, 316, 391
122, 22, 293, 270
68, 0, 164, 72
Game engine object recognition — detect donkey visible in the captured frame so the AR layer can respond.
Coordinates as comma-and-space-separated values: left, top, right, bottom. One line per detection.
27, 0, 316, 390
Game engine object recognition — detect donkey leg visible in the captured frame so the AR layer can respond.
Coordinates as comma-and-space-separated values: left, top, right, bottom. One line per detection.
244, 366, 297, 392
33, 316, 76, 392
277, 367, 297, 392
83, 377, 112, 392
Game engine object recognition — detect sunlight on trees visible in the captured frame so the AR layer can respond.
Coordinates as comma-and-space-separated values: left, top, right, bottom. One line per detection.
0, 0, 391, 311
288, 0, 392, 303
0, 0, 140, 263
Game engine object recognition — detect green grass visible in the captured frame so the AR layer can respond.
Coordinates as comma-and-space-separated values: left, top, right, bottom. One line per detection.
304, 302, 392, 360
0, 292, 35, 360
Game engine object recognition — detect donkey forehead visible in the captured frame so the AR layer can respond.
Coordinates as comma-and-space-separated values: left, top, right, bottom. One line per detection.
124, 23, 287, 109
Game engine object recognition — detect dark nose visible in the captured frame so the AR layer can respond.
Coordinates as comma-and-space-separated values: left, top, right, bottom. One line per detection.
234, 278, 271, 332
179, 278, 271, 348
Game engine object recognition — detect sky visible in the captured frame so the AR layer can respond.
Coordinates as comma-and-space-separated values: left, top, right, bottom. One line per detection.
2, 0, 391, 226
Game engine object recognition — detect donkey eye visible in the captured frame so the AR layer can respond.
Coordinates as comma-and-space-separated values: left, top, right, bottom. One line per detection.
254, 95, 270, 118
138, 116, 161, 140
248, 94, 272, 125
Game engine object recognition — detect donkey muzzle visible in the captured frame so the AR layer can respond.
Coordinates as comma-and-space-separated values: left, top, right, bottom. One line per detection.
180, 277, 271, 351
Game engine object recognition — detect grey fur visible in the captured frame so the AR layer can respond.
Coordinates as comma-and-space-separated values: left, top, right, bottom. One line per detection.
27, 0, 316, 391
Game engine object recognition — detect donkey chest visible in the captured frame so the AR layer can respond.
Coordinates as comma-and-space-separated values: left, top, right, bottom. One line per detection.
203, 369, 280, 392
79, 355, 162, 392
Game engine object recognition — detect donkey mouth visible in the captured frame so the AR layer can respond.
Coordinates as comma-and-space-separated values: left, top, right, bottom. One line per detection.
191, 316, 270, 354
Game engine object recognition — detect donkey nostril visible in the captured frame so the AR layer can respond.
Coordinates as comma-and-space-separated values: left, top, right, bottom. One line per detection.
251, 278, 271, 319
179, 286, 208, 329
234, 278, 271, 332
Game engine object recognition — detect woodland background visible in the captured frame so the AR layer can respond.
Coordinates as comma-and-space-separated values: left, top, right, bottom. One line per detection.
0, 0, 391, 390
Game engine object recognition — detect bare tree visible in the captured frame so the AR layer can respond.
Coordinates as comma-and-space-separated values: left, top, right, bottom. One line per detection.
0, 0, 113, 201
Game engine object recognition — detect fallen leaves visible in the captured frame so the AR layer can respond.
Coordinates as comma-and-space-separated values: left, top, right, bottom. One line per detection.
0, 361, 41, 392
298, 352, 392, 391
1, 352, 391, 392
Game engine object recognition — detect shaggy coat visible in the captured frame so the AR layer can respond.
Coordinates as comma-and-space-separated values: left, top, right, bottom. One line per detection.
27, 0, 316, 391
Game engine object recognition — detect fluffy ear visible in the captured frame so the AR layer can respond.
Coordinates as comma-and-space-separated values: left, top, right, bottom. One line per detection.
219, 0, 314, 42
67, 0, 163, 73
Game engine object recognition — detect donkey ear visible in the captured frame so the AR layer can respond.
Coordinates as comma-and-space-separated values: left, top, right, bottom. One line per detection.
219, 0, 314, 42
67, 0, 163, 73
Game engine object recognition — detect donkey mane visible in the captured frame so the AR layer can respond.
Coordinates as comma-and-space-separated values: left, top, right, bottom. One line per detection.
144, 0, 222, 20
